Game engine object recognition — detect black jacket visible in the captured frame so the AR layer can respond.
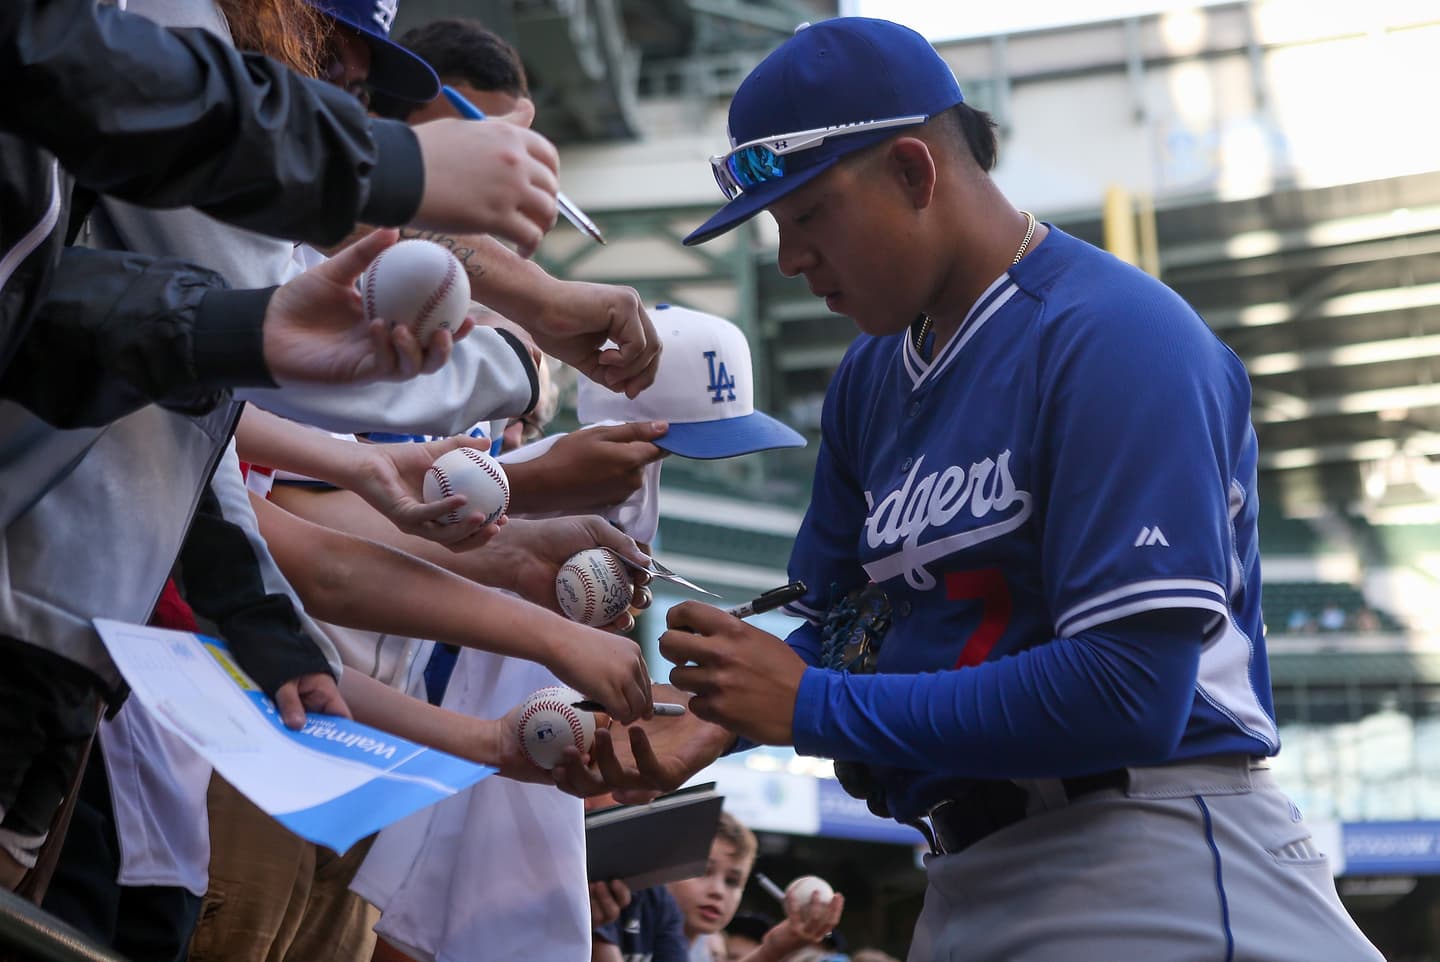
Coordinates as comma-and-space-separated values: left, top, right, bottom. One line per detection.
0, 0, 426, 427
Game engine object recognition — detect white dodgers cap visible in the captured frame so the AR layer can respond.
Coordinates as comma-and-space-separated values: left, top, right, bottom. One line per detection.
576, 304, 806, 459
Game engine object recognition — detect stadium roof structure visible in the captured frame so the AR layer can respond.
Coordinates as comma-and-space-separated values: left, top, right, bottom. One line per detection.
394, 0, 836, 144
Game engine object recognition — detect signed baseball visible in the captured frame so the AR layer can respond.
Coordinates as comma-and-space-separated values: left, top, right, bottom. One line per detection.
360, 239, 469, 347
517, 685, 596, 770
785, 876, 835, 911
555, 548, 634, 627
423, 447, 510, 525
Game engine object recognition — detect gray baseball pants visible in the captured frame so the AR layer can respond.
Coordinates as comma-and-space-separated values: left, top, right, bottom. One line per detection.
907, 757, 1383, 962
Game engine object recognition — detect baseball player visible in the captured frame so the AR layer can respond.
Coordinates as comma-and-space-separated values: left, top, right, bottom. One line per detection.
567, 17, 1384, 962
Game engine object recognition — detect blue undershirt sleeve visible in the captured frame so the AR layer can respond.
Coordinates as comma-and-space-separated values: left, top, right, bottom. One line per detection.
791, 607, 1211, 778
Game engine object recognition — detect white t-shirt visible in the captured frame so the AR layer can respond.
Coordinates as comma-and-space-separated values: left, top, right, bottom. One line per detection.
352, 653, 590, 962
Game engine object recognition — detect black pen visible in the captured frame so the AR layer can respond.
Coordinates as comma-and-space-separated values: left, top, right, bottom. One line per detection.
725, 581, 807, 620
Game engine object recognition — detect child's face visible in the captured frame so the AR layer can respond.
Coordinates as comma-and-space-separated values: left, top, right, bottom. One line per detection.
668, 839, 751, 938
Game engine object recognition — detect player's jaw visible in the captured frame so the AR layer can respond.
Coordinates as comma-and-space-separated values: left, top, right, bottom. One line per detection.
772, 170, 924, 338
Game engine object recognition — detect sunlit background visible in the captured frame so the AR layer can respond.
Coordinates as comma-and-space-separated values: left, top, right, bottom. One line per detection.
387, 0, 1440, 954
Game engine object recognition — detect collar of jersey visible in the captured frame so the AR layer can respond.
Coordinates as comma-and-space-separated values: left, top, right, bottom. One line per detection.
901, 272, 1020, 390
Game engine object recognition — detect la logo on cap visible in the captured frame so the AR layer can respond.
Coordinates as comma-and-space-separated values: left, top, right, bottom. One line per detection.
704, 351, 737, 404
372, 0, 397, 31
574, 304, 806, 460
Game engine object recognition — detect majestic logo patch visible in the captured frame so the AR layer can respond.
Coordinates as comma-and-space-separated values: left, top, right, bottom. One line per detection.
704, 350, 737, 403
1134, 526, 1170, 547
862, 450, 1033, 590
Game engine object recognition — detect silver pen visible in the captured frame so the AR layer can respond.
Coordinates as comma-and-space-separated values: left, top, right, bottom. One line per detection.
754, 872, 788, 905
442, 86, 606, 245
557, 193, 606, 245
572, 700, 686, 716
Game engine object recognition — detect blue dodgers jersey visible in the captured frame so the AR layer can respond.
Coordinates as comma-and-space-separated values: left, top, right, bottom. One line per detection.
783, 228, 1279, 822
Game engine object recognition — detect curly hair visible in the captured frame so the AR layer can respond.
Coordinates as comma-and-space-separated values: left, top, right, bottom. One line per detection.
216, 0, 332, 78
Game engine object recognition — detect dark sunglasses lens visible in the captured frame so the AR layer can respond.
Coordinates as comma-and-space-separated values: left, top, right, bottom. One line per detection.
712, 162, 739, 200
726, 145, 785, 190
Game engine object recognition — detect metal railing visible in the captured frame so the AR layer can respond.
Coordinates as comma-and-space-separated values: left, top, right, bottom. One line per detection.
0, 889, 127, 962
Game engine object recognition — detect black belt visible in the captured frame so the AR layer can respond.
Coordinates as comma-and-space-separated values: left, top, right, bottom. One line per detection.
918, 769, 1129, 856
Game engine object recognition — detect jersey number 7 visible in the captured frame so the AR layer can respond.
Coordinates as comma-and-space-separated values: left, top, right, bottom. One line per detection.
946, 568, 1012, 668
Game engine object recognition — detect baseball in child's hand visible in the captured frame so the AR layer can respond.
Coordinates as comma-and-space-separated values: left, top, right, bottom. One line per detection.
785, 875, 835, 913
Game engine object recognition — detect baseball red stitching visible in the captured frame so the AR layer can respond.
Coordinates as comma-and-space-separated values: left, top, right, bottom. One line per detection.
458, 448, 510, 520
413, 253, 459, 341
428, 465, 460, 524
562, 559, 598, 623
362, 247, 388, 322
518, 697, 589, 766
602, 553, 628, 605
597, 551, 630, 623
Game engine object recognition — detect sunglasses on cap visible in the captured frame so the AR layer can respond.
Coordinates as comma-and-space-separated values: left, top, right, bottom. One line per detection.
709, 114, 929, 200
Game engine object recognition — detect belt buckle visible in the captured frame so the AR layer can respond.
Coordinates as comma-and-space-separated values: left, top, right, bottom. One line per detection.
910, 799, 957, 856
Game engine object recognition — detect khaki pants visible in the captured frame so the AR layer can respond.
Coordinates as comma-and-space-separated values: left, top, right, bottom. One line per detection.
188, 776, 379, 962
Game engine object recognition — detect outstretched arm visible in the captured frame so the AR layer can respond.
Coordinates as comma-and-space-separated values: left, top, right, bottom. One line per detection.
396, 228, 661, 397
662, 603, 1208, 779
236, 406, 500, 550
268, 484, 652, 619
251, 492, 653, 724
336, 670, 550, 784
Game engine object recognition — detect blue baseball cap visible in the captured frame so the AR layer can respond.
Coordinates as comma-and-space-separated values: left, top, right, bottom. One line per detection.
684, 17, 964, 247
307, 0, 440, 103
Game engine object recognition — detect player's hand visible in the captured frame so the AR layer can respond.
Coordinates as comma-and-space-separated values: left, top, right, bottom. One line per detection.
347, 435, 504, 551
505, 423, 668, 515
766, 892, 846, 955
661, 602, 807, 745
551, 685, 734, 802
483, 517, 652, 627
589, 880, 631, 928
273, 672, 351, 730
541, 624, 653, 724
263, 229, 459, 386
410, 119, 559, 259
527, 280, 661, 398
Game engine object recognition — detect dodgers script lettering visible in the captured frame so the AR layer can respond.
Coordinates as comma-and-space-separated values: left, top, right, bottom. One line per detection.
863, 450, 1033, 590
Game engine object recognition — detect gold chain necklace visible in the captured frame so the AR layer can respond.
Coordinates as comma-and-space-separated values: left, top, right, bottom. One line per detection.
913, 210, 1036, 353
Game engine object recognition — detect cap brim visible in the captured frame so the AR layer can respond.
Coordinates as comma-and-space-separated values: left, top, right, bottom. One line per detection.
326, 9, 441, 102
655, 412, 807, 459
683, 159, 840, 247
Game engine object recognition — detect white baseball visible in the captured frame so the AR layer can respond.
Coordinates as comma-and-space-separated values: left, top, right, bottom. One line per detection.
422, 447, 510, 525
517, 685, 596, 770
360, 239, 469, 347
555, 548, 633, 627
785, 876, 834, 911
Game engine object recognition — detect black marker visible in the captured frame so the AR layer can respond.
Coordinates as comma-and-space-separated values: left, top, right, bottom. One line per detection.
725, 581, 807, 620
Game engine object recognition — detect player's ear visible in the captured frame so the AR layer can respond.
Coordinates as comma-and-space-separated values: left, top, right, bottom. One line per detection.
888, 137, 938, 211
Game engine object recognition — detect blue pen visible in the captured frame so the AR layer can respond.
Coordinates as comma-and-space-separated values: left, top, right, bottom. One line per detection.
441, 85, 606, 245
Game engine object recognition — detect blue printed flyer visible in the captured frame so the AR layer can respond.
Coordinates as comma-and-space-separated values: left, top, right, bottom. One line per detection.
94, 618, 495, 853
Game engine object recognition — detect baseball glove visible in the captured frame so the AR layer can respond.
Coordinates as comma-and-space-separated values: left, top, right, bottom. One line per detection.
820, 582, 893, 817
